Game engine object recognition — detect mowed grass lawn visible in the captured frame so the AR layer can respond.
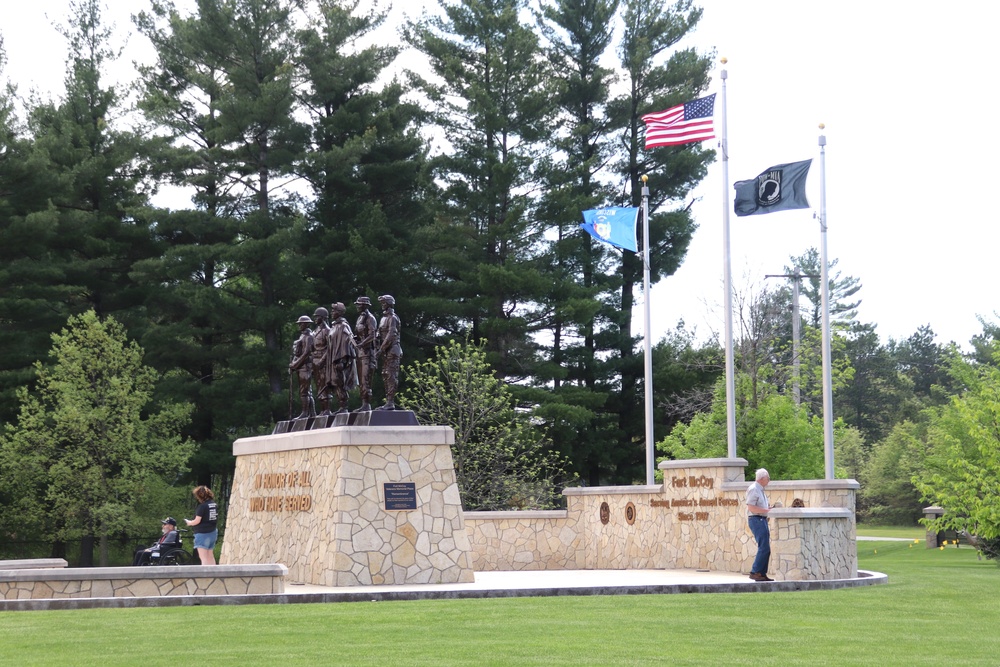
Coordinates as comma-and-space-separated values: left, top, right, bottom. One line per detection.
2, 541, 996, 667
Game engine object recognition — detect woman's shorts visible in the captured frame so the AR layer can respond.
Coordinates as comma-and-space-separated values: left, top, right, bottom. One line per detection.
193, 529, 218, 551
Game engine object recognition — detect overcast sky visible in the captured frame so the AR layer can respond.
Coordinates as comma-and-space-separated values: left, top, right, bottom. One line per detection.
4, 1, 997, 350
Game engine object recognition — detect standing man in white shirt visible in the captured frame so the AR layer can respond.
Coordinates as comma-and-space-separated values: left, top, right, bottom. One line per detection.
746, 468, 774, 581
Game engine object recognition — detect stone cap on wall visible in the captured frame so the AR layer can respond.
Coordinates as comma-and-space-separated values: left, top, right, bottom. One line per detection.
0, 563, 288, 583
769, 507, 854, 519
658, 457, 748, 471
234, 425, 456, 455
464, 510, 569, 520
563, 485, 662, 496
720, 479, 860, 493
0, 559, 68, 570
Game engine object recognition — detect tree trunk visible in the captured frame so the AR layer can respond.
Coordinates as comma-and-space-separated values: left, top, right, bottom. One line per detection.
79, 534, 95, 567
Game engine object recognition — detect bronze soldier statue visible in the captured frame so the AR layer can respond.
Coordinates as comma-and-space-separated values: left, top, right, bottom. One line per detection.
376, 294, 402, 411
288, 315, 316, 420
353, 296, 378, 412
328, 302, 358, 414
310, 306, 332, 416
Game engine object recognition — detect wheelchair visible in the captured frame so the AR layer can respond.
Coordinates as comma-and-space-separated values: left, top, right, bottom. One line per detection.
141, 529, 195, 566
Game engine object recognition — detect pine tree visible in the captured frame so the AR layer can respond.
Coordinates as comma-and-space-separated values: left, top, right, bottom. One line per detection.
531, 0, 623, 484
0, 0, 158, 423
295, 0, 435, 341
404, 0, 555, 376
132, 0, 296, 488
785, 247, 862, 327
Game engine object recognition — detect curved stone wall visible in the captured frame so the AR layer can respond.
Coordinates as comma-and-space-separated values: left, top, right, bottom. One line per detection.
465, 459, 859, 581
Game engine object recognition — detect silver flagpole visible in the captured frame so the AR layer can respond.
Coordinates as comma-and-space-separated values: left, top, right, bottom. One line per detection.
641, 175, 655, 485
818, 125, 835, 479
720, 60, 737, 459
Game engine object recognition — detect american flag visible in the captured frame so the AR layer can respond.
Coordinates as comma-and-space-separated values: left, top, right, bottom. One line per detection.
642, 94, 716, 149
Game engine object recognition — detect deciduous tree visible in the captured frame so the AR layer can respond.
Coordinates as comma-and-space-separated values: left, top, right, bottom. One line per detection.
0, 311, 193, 566
400, 338, 575, 510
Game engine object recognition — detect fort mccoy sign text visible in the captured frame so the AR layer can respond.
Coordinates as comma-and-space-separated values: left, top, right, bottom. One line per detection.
650, 475, 739, 521
249, 470, 313, 512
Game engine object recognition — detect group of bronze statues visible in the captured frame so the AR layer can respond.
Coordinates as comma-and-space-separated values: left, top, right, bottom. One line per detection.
289, 294, 402, 418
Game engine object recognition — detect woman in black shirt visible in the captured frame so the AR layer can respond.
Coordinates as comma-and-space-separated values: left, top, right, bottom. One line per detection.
185, 485, 219, 565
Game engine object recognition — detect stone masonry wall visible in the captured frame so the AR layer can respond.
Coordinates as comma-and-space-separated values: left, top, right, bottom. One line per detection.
466, 459, 859, 581
0, 565, 285, 600
221, 426, 474, 587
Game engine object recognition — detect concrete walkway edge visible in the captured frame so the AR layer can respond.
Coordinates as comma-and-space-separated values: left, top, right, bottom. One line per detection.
0, 569, 888, 612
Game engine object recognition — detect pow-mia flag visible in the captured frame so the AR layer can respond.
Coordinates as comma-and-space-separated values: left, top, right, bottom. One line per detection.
733, 159, 812, 217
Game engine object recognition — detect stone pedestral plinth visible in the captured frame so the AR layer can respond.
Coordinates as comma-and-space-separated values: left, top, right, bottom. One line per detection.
221, 426, 474, 587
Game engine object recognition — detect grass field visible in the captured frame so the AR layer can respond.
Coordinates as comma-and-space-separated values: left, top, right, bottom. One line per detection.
856, 523, 924, 540
1, 541, 997, 666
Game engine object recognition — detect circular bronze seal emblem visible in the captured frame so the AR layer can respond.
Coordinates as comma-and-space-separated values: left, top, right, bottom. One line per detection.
599, 501, 610, 525
625, 501, 636, 525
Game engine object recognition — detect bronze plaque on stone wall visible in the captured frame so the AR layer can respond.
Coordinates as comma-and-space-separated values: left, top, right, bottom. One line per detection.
384, 482, 417, 511
599, 501, 610, 525
625, 501, 636, 525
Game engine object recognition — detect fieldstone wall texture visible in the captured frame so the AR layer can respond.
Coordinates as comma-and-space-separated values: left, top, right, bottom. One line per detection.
0, 564, 285, 600
465, 459, 858, 581
221, 426, 475, 587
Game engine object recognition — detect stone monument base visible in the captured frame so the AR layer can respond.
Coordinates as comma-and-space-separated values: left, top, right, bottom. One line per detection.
222, 425, 474, 587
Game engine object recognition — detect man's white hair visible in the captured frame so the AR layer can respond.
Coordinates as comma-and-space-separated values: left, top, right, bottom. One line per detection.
755, 468, 769, 481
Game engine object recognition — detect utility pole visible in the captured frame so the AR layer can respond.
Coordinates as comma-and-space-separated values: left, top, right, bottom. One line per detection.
764, 270, 818, 406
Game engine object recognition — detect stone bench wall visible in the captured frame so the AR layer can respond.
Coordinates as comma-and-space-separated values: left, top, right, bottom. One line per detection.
465, 459, 859, 581
0, 559, 68, 570
0, 564, 286, 600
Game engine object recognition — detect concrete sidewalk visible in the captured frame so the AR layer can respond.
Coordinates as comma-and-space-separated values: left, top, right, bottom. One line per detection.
0, 568, 888, 612
276, 568, 887, 603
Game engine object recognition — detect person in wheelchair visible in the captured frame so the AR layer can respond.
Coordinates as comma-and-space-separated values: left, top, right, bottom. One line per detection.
132, 517, 181, 566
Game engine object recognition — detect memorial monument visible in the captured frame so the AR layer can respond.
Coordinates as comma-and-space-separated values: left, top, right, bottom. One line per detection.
223, 299, 472, 585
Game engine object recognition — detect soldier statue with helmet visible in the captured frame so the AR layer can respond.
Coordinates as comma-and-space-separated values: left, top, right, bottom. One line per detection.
376, 294, 402, 411
310, 306, 333, 416
353, 296, 378, 412
288, 315, 316, 420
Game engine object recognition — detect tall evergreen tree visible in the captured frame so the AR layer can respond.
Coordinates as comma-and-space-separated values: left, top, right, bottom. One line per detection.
530, 0, 621, 484
133, 0, 274, 486
295, 0, 434, 343
785, 247, 862, 327
0, 0, 157, 423
185, 0, 310, 404
835, 322, 912, 445
602, 0, 713, 481
404, 0, 555, 377
0, 37, 53, 422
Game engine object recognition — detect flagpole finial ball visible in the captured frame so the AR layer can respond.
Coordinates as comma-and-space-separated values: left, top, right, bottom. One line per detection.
720, 57, 727, 64
819, 123, 825, 130
641, 174, 648, 183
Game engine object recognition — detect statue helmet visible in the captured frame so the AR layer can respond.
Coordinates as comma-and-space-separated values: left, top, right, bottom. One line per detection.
378, 294, 395, 306
354, 296, 372, 306
296, 315, 313, 324
313, 306, 329, 321
331, 302, 346, 316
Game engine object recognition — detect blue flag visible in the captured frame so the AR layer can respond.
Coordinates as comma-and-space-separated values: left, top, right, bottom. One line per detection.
580, 207, 639, 253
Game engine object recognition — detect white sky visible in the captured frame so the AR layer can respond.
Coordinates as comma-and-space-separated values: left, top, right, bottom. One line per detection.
4, 0, 997, 349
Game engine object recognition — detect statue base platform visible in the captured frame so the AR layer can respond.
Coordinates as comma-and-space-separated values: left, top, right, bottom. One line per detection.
222, 424, 474, 587
272, 410, 418, 434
